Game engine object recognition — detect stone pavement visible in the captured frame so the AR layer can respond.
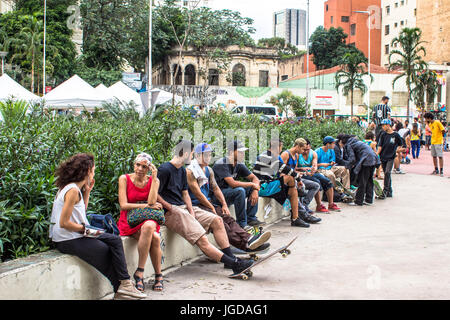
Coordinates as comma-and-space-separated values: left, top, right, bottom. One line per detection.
401, 147, 450, 177
142, 168, 450, 300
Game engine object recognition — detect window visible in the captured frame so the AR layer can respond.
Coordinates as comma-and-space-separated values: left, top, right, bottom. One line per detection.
395, 2, 398, 8
394, 22, 398, 28
331, 16, 334, 24
246, 107, 276, 116
386, 5, 390, 15
259, 71, 269, 87
208, 69, 219, 86
385, 24, 390, 35
341, 16, 349, 22
401, 20, 404, 26
414, 8, 416, 16
401, 0, 404, 5
326, 4, 328, 11
385, 44, 390, 55
281, 75, 288, 81
350, 24, 356, 36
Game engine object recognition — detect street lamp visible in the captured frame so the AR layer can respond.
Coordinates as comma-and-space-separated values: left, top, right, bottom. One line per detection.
43, 0, 47, 95
148, 0, 153, 114
306, 0, 310, 117
354, 10, 371, 121
0, 51, 8, 75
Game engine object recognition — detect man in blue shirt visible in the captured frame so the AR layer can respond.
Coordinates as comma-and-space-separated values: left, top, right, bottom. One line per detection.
315, 136, 351, 192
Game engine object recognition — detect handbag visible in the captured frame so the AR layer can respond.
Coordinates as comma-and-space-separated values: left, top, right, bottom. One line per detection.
127, 207, 165, 228
87, 213, 120, 235
259, 180, 282, 197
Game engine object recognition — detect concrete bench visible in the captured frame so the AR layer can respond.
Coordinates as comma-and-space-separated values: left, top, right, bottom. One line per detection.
0, 198, 289, 300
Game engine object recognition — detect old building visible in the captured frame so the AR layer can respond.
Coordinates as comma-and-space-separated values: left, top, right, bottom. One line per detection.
324, 0, 382, 66
153, 45, 279, 88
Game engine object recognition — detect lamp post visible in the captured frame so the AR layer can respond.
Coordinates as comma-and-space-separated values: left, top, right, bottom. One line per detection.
148, 0, 153, 114
0, 51, 7, 75
354, 10, 371, 122
306, 0, 310, 117
43, 0, 47, 95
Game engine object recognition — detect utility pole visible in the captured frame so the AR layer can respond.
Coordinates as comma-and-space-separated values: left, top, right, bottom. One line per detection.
306, 0, 310, 117
43, 0, 47, 95
148, 0, 153, 114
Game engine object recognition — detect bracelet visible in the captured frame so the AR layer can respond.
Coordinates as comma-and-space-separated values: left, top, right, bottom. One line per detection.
80, 223, 86, 234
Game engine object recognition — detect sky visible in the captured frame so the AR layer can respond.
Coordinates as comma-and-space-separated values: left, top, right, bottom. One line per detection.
209, 0, 326, 41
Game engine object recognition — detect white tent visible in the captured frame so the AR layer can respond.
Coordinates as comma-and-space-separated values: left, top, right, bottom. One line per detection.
95, 83, 110, 97
107, 81, 143, 110
0, 74, 41, 103
43, 75, 113, 108
139, 88, 180, 113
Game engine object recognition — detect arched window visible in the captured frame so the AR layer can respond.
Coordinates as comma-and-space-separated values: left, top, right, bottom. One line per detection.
184, 64, 196, 85
232, 63, 246, 86
208, 69, 219, 86
172, 64, 182, 85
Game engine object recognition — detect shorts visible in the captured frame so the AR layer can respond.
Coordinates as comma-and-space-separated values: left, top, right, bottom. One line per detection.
164, 205, 217, 245
426, 136, 431, 145
431, 144, 443, 158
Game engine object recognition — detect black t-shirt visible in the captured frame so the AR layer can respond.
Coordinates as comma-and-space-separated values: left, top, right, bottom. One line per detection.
377, 132, 403, 161
157, 162, 188, 206
212, 157, 252, 189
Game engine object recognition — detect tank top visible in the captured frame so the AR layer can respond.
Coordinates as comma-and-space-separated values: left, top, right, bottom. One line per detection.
117, 174, 159, 236
410, 132, 420, 141
298, 150, 314, 168
50, 183, 89, 242
189, 167, 211, 206
280, 150, 298, 169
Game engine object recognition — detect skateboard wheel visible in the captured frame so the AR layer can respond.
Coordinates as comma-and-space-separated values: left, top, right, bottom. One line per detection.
242, 274, 249, 280
253, 256, 259, 261
246, 271, 253, 277
285, 249, 291, 255
281, 252, 288, 258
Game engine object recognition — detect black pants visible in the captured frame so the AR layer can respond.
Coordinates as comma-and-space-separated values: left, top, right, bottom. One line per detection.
355, 166, 375, 205
55, 233, 130, 292
381, 159, 394, 195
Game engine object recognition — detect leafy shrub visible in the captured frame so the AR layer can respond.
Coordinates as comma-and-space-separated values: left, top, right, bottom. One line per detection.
0, 103, 363, 261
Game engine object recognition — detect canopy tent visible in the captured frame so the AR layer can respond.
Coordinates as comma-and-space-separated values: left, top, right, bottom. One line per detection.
0, 74, 41, 103
95, 83, 110, 97
139, 88, 180, 113
43, 75, 113, 108
107, 81, 143, 109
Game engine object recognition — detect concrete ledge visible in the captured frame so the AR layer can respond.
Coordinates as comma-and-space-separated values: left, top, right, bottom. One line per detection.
0, 197, 289, 300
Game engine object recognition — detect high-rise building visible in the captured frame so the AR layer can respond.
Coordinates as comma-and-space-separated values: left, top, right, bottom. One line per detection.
324, 0, 382, 65
381, 0, 417, 68
273, 9, 307, 50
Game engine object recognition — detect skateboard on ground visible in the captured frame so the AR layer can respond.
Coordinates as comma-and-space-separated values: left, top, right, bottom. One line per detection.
335, 180, 355, 202
228, 236, 298, 280
373, 179, 384, 198
231, 246, 270, 261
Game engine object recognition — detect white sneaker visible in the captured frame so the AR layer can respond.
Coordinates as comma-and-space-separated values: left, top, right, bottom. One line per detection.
115, 279, 147, 300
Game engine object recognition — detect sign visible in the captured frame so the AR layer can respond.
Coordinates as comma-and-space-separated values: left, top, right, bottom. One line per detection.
123, 81, 142, 90
314, 95, 334, 109
45, 86, 52, 93
122, 72, 141, 82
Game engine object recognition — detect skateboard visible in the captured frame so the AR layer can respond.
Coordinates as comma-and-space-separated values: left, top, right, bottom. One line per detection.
228, 236, 298, 280
231, 246, 270, 261
335, 180, 355, 202
373, 179, 384, 198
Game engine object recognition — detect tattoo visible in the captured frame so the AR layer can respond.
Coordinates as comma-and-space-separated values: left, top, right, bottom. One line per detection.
208, 167, 218, 191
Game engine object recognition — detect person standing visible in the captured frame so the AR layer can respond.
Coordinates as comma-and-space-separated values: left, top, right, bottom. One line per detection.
424, 112, 445, 176
410, 123, 421, 159
425, 123, 432, 150
377, 120, 404, 198
372, 96, 392, 141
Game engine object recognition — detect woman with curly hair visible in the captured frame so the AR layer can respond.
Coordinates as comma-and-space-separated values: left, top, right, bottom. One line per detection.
49, 153, 146, 300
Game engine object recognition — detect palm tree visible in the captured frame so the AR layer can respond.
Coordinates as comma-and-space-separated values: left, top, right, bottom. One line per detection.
11, 16, 44, 93
412, 69, 439, 119
388, 27, 427, 118
335, 52, 372, 117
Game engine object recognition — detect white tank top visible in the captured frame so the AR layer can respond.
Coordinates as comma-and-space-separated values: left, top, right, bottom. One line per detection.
49, 183, 89, 242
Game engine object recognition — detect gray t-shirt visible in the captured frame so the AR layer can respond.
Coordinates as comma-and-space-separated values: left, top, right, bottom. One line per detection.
212, 157, 252, 189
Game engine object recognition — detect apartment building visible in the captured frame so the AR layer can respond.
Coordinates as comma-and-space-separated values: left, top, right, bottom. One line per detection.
381, 0, 417, 68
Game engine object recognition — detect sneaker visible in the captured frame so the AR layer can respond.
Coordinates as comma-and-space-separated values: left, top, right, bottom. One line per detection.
431, 170, 439, 175
248, 219, 265, 227
115, 279, 147, 300
350, 185, 358, 190
440, 171, 444, 177
244, 225, 254, 233
394, 169, 405, 174
347, 202, 363, 206
231, 258, 254, 274
316, 204, 329, 213
246, 242, 270, 253
376, 194, 386, 200
291, 217, 310, 228
363, 201, 373, 206
298, 210, 322, 224
248, 230, 272, 250
328, 203, 341, 212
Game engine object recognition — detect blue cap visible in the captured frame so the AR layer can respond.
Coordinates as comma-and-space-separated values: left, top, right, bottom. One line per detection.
194, 143, 212, 154
381, 119, 392, 125
323, 136, 335, 144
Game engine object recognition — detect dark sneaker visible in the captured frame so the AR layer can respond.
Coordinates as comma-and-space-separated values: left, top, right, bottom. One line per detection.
248, 230, 272, 250
231, 258, 254, 274
299, 210, 321, 224
248, 219, 265, 227
246, 242, 270, 253
348, 202, 363, 206
291, 217, 310, 228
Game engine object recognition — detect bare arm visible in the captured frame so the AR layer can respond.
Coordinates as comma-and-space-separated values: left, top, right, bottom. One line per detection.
147, 164, 160, 206
59, 188, 85, 234
118, 175, 148, 211
182, 190, 195, 216
209, 170, 230, 215
186, 169, 216, 213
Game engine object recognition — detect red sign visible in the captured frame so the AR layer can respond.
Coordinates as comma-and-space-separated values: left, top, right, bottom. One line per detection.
45, 86, 52, 93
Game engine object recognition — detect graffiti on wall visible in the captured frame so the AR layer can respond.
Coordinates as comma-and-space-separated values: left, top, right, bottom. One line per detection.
155, 85, 229, 105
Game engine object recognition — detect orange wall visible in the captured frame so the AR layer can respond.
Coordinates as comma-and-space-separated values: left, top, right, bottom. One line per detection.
324, 0, 381, 65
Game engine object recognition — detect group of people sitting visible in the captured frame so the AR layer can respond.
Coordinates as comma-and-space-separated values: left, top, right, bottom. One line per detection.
50, 124, 404, 300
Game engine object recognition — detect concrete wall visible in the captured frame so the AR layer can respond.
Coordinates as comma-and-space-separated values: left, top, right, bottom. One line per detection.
0, 198, 289, 300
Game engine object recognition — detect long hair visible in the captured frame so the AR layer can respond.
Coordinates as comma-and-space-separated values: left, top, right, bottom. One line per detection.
55, 153, 95, 189
412, 123, 419, 136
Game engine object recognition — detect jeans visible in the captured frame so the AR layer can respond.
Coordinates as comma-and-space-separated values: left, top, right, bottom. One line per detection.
303, 173, 333, 191
381, 159, 394, 195
411, 140, 421, 159
301, 178, 320, 207
220, 187, 258, 228
355, 166, 375, 205
55, 233, 130, 293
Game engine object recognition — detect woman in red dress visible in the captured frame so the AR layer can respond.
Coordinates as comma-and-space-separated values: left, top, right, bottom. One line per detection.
118, 153, 164, 292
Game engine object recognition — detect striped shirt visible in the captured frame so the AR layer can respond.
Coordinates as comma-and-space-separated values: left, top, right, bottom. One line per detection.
253, 150, 282, 183
373, 103, 391, 126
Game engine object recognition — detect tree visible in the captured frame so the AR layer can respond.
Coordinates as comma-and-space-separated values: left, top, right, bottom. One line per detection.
411, 69, 440, 114
266, 90, 307, 117
335, 52, 373, 117
257, 37, 301, 59
388, 27, 428, 118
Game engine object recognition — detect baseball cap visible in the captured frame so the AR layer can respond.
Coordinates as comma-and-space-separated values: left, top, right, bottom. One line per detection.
323, 136, 335, 144
194, 143, 212, 154
381, 119, 392, 125
227, 140, 248, 152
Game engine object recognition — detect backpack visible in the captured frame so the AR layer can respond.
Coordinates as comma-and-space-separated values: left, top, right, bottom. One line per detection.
87, 213, 120, 235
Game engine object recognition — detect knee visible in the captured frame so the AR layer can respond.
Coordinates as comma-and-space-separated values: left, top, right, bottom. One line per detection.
141, 220, 156, 235
213, 216, 224, 228
235, 187, 246, 199
151, 232, 161, 245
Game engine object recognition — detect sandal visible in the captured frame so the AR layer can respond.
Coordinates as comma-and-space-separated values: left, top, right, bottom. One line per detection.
133, 268, 145, 292
152, 273, 164, 292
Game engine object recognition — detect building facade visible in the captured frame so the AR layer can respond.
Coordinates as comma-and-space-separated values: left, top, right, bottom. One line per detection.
0, 0, 13, 13
324, 0, 382, 65
273, 9, 307, 50
381, 0, 417, 68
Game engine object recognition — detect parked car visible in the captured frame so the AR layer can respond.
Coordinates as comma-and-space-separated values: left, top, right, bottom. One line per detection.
231, 105, 279, 119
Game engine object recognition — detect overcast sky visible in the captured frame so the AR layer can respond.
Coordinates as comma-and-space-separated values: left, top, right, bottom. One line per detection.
209, 0, 326, 41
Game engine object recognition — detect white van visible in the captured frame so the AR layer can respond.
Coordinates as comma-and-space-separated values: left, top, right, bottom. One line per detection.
231, 105, 278, 119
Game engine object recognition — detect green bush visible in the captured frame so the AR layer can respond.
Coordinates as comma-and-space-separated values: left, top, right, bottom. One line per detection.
0, 104, 363, 261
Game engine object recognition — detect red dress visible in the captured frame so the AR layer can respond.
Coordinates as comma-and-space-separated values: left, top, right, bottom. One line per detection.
118, 174, 160, 235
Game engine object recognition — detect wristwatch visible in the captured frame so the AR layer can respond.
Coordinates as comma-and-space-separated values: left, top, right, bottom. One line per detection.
80, 222, 86, 234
